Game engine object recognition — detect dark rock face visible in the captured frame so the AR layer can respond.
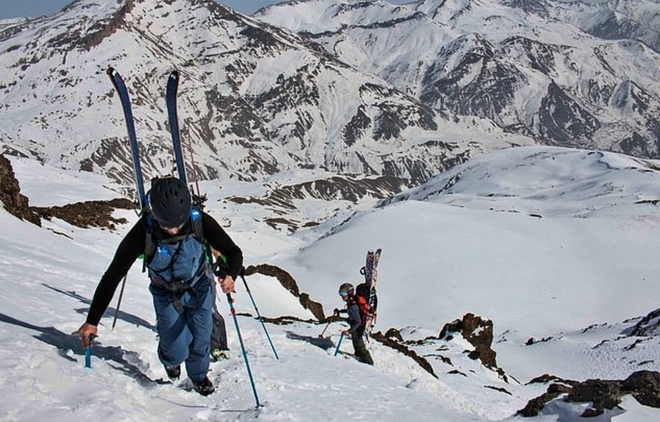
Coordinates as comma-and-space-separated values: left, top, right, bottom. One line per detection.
0, 154, 41, 226
518, 383, 573, 417
630, 308, 660, 337
1, 154, 141, 230
566, 379, 622, 414
371, 331, 437, 378
439, 313, 498, 368
621, 370, 660, 408
518, 370, 660, 417
538, 81, 601, 148
32, 198, 134, 230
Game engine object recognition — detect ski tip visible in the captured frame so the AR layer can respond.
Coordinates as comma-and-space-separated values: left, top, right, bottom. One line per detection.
106, 66, 115, 76
169, 69, 179, 79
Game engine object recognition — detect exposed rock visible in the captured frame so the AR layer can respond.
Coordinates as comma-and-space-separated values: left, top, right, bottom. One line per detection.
630, 308, 660, 337
567, 379, 621, 416
525, 336, 553, 345
439, 313, 498, 368
518, 384, 570, 418
527, 374, 577, 387
32, 198, 135, 230
518, 371, 660, 417
621, 370, 660, 408
384, 327, 404, 342
0, 154, 41, 226
244, 264, 325, 321
485, 385, 512, 395
371, 331, 437, 378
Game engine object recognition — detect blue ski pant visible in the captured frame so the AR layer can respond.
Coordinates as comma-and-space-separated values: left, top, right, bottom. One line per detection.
149, 277, 213, 383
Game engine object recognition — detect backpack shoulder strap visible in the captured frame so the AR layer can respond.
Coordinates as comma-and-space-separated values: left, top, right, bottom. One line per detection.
191, 208, 204, 240
143, 214, 155, 272
191, 208, 217, 265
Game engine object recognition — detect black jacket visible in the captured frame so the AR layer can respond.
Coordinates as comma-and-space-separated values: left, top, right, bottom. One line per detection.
85, 211, 243, 325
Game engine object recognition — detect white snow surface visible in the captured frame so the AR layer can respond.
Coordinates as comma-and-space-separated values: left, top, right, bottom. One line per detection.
2, 145, 660, 421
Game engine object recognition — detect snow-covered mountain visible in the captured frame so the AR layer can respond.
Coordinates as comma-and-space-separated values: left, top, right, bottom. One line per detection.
2, 145, 660, 421
257, 0, 660, 159
0, 0, 534, 197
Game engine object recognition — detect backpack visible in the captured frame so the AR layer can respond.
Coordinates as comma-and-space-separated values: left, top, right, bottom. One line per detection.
355, 282, 377, 313
352, 294, 371, 327
355, 282, 370, 302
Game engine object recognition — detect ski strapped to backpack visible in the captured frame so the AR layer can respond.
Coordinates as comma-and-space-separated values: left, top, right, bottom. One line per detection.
107, 67, 199, 210
107, 67, 147, 210
108, 68, 212, 308
166, 70, 187, 184
358, 248, 382, 335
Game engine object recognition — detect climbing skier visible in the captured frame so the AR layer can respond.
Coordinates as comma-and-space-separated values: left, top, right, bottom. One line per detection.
336, 282, 374, 365
76, 177, 243, 395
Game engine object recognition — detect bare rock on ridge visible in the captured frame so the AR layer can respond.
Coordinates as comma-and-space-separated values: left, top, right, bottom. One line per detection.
0, 154, 41, 226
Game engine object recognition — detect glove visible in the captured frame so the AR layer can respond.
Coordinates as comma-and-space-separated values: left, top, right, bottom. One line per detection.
333, 308, 340, 316
212, 259, 229, 277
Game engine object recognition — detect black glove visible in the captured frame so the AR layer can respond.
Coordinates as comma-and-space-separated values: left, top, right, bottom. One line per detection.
212, 259, 229, 277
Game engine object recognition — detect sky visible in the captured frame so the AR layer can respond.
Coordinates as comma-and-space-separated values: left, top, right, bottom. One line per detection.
1, 145, 660, 421
0, 0, 413, 20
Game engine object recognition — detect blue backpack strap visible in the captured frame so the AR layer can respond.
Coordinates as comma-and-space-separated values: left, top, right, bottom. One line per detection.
191, 208, 210, 259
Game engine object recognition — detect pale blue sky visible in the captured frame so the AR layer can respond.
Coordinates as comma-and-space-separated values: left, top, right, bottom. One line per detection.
0, 0, 412, 20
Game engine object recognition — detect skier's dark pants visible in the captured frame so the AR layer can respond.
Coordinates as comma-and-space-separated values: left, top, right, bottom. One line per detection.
352, 326, 374, 365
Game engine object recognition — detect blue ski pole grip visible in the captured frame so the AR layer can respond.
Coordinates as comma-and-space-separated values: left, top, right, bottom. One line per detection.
84, 334, 95, 369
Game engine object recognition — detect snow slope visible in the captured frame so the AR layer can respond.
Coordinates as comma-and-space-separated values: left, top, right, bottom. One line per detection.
2, 145, 660, 421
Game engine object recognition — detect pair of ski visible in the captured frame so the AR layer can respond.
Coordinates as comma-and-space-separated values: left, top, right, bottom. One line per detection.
106, 67, 187, 209
362, 248, 382, 336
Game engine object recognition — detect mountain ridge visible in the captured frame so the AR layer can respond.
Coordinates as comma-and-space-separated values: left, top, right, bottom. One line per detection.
258, 0, 660, 159
0, 0, 531, 196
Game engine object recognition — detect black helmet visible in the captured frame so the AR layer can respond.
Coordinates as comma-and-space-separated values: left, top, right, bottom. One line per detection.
338, 283, 354, 296
148, 177, 191, 228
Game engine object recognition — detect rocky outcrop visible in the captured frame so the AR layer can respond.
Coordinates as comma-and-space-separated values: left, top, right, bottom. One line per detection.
630, 308, 660, 337
244, 264, 325, 321
517, 383, 573, 417
518, 370, 660, 417
439, 313, 498, 368
0, 154, 41, 226
371, 331, 437, 378
621, 370, 660, 408
32, 198, 134, 230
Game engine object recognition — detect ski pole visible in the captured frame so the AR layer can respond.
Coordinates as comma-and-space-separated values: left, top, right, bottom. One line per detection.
318, 320, 332, 338
111, 275, 128, 330
319, 309, 339, 338
239, 271, 279, 360
334, 333, 344, 357
85, 344, 92, 368
226, 292, 261, 408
